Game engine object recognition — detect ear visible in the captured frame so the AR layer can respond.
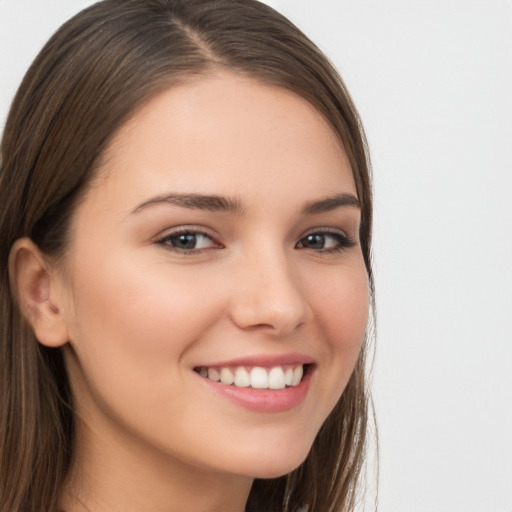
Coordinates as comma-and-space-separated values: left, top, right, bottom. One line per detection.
9, 237, 69, 347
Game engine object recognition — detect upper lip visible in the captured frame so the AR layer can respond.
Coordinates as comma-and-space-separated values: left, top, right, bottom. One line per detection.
194, 352, 316, 369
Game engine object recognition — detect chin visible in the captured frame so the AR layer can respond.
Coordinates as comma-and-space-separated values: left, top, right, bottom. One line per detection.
250, 456, 310, 480
229, 441, 313, 480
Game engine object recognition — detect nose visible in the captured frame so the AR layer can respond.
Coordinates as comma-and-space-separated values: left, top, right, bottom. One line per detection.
229, 246, 313, 336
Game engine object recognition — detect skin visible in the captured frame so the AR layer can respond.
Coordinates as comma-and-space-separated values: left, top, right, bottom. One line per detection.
11, 71, 369, 512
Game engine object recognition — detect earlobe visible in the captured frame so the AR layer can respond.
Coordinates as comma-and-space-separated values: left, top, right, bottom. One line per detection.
8, 237, 69, 347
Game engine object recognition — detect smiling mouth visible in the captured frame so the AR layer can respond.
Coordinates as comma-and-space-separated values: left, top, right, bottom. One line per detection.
194, 364, 310, 390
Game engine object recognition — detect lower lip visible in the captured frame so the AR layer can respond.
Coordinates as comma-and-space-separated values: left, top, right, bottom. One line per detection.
196, 367, 313, 413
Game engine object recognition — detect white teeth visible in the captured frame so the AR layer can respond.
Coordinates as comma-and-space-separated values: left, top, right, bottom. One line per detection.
284, 367, 294, 386
234, 367, 250, 387
291, 365, 303, 386
207, 368, 220, 382
268, 367, 286, 390
220, 367, 234, 385
250, 367, 268, 389
200, 364, 306, 389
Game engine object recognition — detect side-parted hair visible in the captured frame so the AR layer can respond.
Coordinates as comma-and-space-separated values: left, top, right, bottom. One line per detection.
0, 1, 374, 511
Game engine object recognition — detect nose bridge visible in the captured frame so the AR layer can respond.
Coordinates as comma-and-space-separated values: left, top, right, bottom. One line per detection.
230, 240, 312, 334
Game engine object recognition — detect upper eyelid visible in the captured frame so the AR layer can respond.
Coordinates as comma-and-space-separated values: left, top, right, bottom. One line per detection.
297, 230, 354, 244
155, 225, 350, 237
154, 225, 219, 241
298, 227, 353, 241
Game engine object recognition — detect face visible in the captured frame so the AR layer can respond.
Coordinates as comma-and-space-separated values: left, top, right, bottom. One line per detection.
56, 71, 369, 481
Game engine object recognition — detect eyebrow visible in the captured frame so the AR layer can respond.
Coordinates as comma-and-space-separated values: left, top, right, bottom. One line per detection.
132, 192, 360, 216
300, 193, 360, 215
132, 193, 246, 215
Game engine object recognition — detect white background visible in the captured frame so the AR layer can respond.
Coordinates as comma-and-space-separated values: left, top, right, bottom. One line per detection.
1, 1, 511, 511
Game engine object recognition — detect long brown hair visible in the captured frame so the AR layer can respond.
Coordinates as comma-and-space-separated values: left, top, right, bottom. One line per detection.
0, 1, 374, 511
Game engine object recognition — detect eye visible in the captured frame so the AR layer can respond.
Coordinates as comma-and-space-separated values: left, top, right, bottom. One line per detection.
156, 229, 220, 253
296, 230, 356, 253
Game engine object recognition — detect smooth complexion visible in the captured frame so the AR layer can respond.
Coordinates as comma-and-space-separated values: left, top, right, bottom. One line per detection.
13, 71, 369, 512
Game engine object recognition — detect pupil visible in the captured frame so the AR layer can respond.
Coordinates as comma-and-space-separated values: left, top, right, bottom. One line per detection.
173, 234, 196, 249
306, 234, 324, 248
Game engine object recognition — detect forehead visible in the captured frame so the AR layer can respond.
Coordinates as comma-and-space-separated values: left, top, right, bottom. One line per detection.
86, 71, 356, 212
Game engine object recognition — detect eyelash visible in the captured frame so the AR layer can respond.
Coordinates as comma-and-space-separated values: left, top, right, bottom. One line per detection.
155, 228, 221, 255
296, 229, 356, 253
155, 228, 356, 255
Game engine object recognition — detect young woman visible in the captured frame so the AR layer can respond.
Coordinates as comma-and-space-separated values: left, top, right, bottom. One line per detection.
0, 1, 374, 511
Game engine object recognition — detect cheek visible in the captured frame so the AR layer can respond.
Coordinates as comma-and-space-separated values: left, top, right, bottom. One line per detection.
63, 251, 234, 449
66, 251, 226, 381
313, 265, 369, 347
307, 259, 369, 388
